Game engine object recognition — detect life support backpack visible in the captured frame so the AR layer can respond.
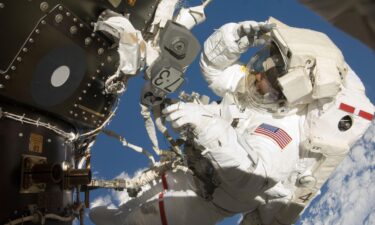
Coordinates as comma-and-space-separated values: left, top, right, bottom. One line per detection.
270, 70, 374, 225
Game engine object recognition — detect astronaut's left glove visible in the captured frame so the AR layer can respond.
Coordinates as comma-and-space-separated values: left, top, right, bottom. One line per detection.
163, 102, 235, 150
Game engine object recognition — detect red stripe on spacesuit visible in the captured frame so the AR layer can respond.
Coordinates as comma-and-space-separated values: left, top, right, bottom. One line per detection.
158, 192, 169, 225
339, 103, 355, 113
339, 103, 374, 121
358, 110, 374, 121
158, 173, 169, 225
161, 173, 169, 190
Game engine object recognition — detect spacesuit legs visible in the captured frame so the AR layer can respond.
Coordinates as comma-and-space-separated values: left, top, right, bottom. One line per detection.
90, 170, 228, 225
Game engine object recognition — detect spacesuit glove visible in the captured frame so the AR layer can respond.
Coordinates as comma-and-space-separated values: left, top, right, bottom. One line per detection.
162, 102, 216, 137
235, 21, 275, 51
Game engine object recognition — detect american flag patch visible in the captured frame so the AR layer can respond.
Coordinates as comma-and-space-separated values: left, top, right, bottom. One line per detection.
254, 123, 292, 149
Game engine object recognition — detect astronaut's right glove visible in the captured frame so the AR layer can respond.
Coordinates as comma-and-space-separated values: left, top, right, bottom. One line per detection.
202, 21, 274, 72
235, 21, 275, 51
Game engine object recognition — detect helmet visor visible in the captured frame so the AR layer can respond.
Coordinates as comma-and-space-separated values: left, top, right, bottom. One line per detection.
240, 42, 287, 109
247, 42, 287, 90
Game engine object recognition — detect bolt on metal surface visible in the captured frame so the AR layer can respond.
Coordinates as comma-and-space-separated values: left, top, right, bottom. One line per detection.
55, 14, 63, 23
40, 2, 49, 12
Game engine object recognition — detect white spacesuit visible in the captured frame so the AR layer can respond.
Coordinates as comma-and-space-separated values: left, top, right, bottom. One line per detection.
90, 19, 374, 225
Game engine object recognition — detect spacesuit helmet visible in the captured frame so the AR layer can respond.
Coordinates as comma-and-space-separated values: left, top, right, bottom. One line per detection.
242, 23, 348, 113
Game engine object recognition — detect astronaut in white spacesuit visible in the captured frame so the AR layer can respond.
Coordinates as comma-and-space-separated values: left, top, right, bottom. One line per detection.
90, 19, 374, 225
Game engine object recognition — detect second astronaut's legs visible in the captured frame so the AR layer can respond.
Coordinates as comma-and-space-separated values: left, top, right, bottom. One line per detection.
90, 170, 228, 225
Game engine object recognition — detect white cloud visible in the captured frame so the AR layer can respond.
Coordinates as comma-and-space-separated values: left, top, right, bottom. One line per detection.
92, 171, 100, 178
364, 210, 375, 225
90, 194, 117, 209
299, 121, 375, 225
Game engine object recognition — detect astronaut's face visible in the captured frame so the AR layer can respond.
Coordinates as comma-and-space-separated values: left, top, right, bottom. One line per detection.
255, 73, 272, 95
250, 72, 282, 104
